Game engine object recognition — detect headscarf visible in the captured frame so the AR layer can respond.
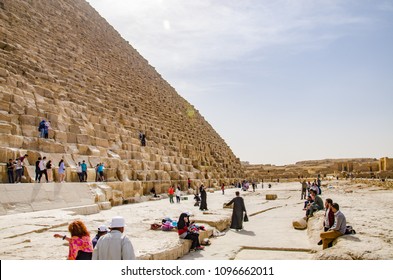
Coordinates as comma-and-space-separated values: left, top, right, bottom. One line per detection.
177, 213, 189, 230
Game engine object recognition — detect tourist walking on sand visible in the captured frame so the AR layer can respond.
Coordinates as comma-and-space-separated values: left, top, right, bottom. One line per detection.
92, 216, 136, 260
199, 184, 208, 211
53, 220, 93, 260
177, 212, 204, 251
221, 183, 225, 195
319, 203, 346, 249
6, 159, 14, 183
168, 186, 175, 203
58, 159, 66, 183
226, 191, 247, 231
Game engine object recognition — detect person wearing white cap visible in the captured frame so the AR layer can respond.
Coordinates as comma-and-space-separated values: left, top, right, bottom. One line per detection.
92, 216, 136, 260
92, 225, 109, 248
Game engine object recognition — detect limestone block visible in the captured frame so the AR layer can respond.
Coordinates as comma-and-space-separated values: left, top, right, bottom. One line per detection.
98, 201, 111, 210
54, 131, 68, 143
266, 194, 277, 200
0, 134, 23, 148
0, 68, 9, 77
0, 122, 12, 134
77, 134, 91, 145
67, 132, 77, 143
292, 217, 307, 230
87, 146, 101, 156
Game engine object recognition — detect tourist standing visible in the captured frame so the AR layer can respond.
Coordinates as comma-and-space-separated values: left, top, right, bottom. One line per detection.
176, 186, 181, 203
44, 120, 51, 139
168, 186, 175, 204
14, 159, 23, 183
46, 160, 53, 182
6, 159, 14, 183
53, 220, 93, 260
301, 180, 307, 200
35, 157, 41, 182
92, 225, 109, 248
76, 162, 83, 182
92, 216, 136, 260
38, 120, 46, 138
81, 160, 87, 182
38, 156, 48, 183
221, 183, 225, 195
226, 191, 247, 231
199, 184, 208, 211
58, 159, 66, 183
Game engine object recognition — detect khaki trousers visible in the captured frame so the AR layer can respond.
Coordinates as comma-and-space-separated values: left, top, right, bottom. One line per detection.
320, 230, 342, 249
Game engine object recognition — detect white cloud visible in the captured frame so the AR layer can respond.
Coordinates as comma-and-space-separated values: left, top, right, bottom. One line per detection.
88, 0, 370, 74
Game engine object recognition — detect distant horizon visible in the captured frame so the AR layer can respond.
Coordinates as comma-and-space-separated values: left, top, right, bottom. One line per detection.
241, 156, 388, 166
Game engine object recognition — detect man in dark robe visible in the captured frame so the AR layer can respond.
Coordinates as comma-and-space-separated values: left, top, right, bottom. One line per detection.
199, 184, 208, 211
226, 191, 247, 231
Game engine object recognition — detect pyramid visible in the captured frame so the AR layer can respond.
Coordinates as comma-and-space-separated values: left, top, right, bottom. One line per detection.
0, 0, 243, 197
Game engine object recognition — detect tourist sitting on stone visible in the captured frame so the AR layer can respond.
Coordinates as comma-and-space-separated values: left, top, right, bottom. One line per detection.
92, 225, 109, 248
317, 198, 335, 245
150, 187, 158, 197
319, 203, 347, 249
54, 220, 93, 260
303, 195, 313, 210
306, 189, 323, 218
177, 212, 204, 251
194, 194, 200, 206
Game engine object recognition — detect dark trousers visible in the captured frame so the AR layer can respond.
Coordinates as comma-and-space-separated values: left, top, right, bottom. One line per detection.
82, 171, 87, 182
39, 170, 48, 183
185, 232, 200, 249
176, 195, 180, 203
7, 170, 14, 183
35, 170, 40, 181
77, 172, 83, 182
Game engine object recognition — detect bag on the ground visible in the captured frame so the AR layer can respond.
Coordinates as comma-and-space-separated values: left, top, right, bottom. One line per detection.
244, 213, 249, 222
345, 225, 356, 235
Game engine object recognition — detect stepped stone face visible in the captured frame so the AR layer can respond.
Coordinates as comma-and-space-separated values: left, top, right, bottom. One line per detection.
0, 0, 243, 192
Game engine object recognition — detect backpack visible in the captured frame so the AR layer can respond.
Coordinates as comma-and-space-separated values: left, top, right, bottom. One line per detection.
345, 225, 356, 235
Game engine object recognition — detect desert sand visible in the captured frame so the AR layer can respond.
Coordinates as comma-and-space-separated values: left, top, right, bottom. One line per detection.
0, 180, 392, 260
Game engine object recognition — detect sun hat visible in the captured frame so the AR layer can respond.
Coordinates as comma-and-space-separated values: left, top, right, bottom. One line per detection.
98, 225, 109, 232
110, 216, 126, 228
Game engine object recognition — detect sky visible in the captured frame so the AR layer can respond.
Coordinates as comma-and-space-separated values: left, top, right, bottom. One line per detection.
87, 0, 393, 165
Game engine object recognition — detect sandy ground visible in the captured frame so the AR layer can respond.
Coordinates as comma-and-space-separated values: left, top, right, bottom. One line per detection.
0, 180, 392, 260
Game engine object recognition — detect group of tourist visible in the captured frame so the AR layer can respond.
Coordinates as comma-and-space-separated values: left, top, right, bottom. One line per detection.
301, 178, 347, 250
54, 216, 135, 260
6, 154, 28, 183
38, 119, 51, 139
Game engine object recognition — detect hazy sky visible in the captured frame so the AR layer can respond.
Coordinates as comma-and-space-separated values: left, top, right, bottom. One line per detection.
87, 0, 393, 165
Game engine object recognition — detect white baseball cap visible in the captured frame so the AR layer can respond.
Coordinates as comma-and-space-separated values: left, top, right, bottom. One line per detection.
98, 225, 109, 232
110, 216, 126, 228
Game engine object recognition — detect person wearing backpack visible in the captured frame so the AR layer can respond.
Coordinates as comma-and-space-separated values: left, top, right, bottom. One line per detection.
38, 119, 46, 138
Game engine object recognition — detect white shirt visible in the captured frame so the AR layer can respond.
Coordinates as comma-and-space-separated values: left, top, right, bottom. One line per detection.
92, 230, 135, 260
